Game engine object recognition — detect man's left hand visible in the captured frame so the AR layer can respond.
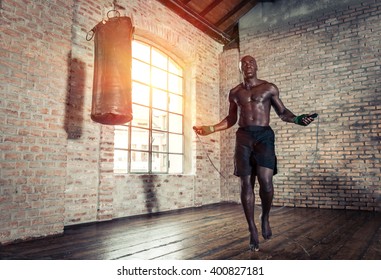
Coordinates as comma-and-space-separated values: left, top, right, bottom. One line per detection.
293, 114, 317, 126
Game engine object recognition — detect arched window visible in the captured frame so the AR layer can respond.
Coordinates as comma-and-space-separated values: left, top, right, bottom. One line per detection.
114, 40, 184, 174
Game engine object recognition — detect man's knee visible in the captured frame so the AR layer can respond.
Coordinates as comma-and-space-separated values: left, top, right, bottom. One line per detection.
257, 175, 273, 193
240, 176, 253, 191
260, 183, 273, 193
257, 167, 274, 192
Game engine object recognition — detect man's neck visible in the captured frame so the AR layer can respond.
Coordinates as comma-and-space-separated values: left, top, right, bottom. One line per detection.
243, 78, 261, 89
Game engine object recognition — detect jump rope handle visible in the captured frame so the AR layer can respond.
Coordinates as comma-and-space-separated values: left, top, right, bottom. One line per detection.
310, 113, 318, 118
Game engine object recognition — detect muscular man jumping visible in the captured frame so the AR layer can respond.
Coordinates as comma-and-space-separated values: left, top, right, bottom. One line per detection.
193, 55, 315, 251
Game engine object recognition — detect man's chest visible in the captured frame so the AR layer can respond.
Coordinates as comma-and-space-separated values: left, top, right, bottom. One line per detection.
234, 89, 272, 106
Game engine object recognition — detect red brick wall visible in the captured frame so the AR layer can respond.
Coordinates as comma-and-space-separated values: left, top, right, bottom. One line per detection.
0, 0, 74, 243
232, 0, 380, 211
0, 0, 223, 244
64, 0, 101, 226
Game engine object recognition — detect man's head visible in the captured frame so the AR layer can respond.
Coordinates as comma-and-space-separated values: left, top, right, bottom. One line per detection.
240, 55, 258, 79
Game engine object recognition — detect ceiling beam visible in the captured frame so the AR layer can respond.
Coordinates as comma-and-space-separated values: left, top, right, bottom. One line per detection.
215, 0, 257, 27
200, 0, 224, 17
156, 0, 232, 44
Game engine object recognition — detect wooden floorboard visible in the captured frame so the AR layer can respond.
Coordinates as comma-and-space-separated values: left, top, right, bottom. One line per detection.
0, 203, 380, 260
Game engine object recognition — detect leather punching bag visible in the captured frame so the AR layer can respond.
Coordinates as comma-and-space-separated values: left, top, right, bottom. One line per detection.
90, 16, 134, 125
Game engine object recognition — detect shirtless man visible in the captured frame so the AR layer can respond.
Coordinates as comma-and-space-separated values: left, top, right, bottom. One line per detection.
193, 55, 315, 251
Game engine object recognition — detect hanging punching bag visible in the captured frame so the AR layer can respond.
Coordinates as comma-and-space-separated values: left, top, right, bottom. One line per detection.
90, 16, 134, 125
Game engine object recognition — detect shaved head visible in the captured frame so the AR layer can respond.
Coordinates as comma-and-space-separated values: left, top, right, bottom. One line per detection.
239, 55, 257, 72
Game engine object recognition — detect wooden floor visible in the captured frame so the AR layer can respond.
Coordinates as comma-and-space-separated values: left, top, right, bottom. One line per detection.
0, 203, 380, 260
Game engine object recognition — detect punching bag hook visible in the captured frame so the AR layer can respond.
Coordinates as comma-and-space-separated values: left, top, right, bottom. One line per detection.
87, 8, 120, 41
86, 29, 95, 41
107, 9, 120, 20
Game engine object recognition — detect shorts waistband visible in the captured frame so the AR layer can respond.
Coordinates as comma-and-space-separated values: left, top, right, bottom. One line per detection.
238, 126, 271, 132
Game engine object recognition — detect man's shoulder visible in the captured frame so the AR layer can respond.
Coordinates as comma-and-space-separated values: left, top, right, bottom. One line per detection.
229, 83, 244, 94
260, 81, 278, 93
267, 82, 279, 92
260, 80, 276, 88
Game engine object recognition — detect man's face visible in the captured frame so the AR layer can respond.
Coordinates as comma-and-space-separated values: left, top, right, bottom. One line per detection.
240, 56, 257, 78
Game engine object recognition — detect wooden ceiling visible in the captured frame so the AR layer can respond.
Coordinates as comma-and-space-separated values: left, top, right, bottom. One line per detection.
156, 0, 270, 46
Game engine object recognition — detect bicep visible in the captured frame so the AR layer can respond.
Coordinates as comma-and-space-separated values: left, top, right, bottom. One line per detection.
226, 93, 238, 125
269, 86, 287, 115
228, 98, 238, 116
271, 95, 287, 116
270, 87, 295, 122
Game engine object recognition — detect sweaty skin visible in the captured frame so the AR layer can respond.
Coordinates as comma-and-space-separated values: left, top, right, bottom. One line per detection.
194, 55, 315, 251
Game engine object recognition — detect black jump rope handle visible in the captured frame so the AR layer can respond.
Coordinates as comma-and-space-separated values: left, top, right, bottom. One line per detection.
310, 113, 318, 118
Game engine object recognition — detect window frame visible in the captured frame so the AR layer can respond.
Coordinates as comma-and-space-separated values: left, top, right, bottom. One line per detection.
113, 39, 185, 175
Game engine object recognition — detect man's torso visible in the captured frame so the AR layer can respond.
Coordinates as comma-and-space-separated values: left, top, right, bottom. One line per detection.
230, 81, 275, 127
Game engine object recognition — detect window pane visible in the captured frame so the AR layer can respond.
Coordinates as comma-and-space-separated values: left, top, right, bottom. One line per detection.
132, 41, 150, 63
132, 82, 150, 106
152, 109, 168, 131
169, 93, 182, 114
131, 127, 149, 151
132, 59, 150, 84
114, 149, 128, 173
114, 127, 129, 149
131, 104, 149, 128
130, 151, 149, 172
169, 154, 183, 174
151, 67, 167, 90
168, 74, 182, 95
152, 131, 167, 153
152, 153, 168, 173
169, 113, 182, 133
169, 134, 182, 153
169, 58, 182, 75
152, 88, 167, 110
152, 48, 167, 70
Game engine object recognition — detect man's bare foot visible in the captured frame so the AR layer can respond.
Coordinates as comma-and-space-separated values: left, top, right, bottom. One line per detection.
261, 215, 272, 240
249, 230, 259, 251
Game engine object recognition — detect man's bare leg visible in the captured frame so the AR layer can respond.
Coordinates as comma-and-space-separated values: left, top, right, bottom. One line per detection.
257, 166, 274, 240
240, 175, 259, 251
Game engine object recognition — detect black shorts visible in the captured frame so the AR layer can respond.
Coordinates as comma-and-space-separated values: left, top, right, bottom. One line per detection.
234, 126, 277, 177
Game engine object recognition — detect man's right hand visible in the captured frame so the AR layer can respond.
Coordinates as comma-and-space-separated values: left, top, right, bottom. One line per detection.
193, 125, 215, 136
